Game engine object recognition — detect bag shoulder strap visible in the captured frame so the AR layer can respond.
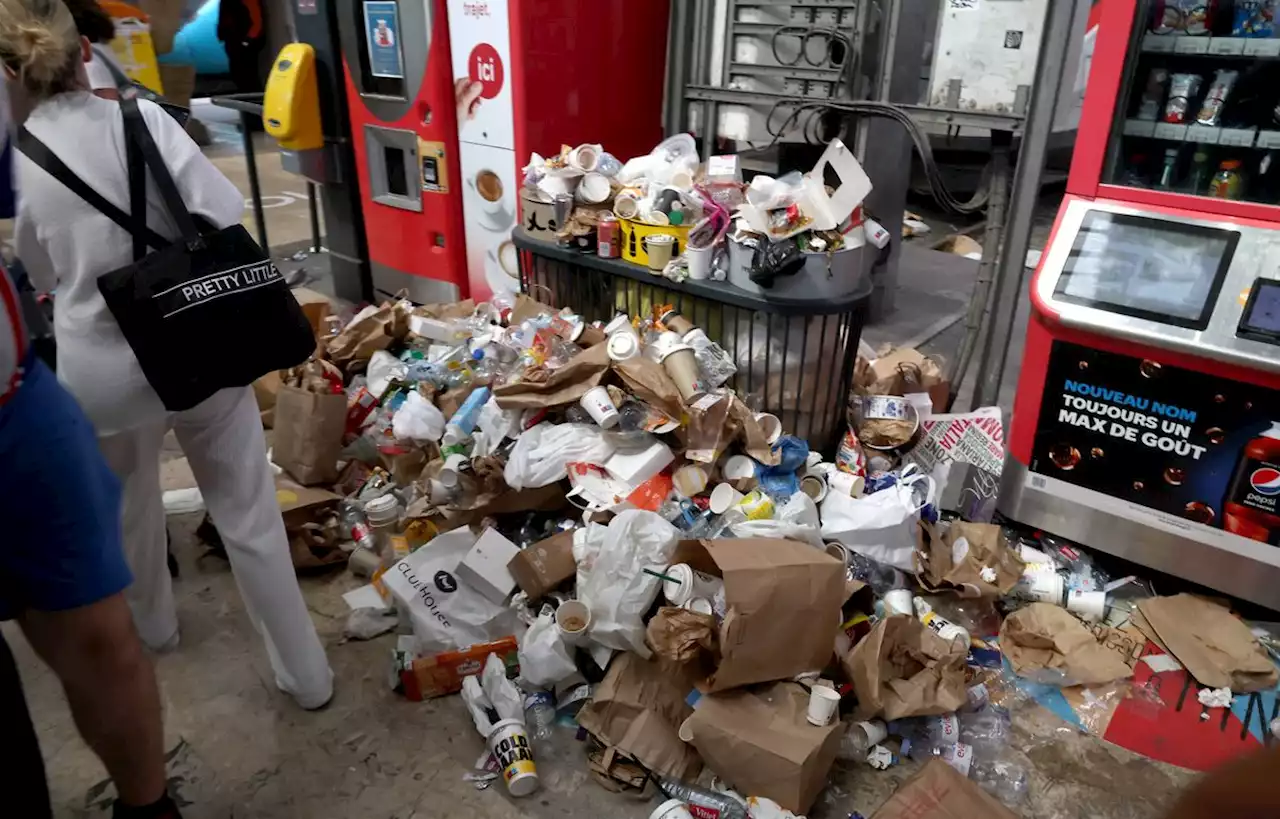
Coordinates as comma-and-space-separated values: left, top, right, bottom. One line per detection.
125, 110, 147, 261
17, 127, 169, 251
121, 96, 203, 244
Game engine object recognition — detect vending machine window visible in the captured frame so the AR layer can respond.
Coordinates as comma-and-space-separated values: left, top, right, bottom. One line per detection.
1105, 0, 1280, 204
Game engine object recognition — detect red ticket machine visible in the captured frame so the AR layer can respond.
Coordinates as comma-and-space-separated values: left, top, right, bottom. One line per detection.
338, 0, 468, 301
1000, 0, 1280, 608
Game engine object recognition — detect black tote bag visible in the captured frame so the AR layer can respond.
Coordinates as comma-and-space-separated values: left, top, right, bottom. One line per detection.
18, 96, 315, 412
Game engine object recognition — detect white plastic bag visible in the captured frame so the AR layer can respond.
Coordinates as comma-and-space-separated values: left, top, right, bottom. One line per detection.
472, 397, 523, 459
503, 423, 615, 490
572, 523, 609, 593
731, 492, 823, 548
578, 510, 679, 658
481, 653, 525, 724
392, 390, 446, 442
461, 675, 495, 737
518, 606, 578, 688
381, 527, 525, 654
367, 349, 408, 398
820, 471, 935, 571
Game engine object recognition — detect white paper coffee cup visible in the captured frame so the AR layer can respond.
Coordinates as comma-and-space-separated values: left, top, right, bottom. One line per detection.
806, 684, 841, 726
673, 464, 709, 497
800, 473, 828, 502
709, 482, 745, 514
580, 385, 619, 428
1067, 589, 1107, 622
754, 412, 782, 444
883, 589, 914, 617
852, 719, 888, 747
555, 600, 591, 646
686, 245, 713, 280
662, 563, 724, 607
828, 470, 865, 497
439, 453, 467, 487
651, 798, 694, 819
722, 455, 756, 481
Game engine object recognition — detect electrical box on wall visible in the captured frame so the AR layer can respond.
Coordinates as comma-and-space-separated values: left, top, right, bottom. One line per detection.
928, 0, 1095, 132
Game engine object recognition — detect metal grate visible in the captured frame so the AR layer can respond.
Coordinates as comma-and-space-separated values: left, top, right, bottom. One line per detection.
516, 231, 871, 454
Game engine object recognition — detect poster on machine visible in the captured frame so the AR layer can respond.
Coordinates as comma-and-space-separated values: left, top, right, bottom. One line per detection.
1030, 341, 1280, 546
363, 0, 404, 79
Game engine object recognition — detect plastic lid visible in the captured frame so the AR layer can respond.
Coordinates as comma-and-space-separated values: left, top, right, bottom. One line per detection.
607, 332, 639, 361
364, 494, 400, 524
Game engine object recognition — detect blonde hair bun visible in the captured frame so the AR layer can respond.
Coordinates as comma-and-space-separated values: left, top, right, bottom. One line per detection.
0, 0, 80, 93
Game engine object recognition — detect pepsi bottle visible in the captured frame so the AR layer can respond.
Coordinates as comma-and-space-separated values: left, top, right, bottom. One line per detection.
1224, 422, 1280, 544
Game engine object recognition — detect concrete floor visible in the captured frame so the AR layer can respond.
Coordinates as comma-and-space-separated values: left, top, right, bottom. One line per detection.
6, 106, 1204, 819
5, 512, 1200, 819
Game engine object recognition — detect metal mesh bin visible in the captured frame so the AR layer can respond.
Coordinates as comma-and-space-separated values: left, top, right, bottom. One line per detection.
515, 229, 873, 454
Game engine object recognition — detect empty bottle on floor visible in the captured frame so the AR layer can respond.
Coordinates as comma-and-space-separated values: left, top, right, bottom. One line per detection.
657, 778, 747, 819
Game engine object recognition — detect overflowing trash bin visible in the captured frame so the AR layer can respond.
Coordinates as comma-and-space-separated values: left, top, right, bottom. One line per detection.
246, 131, 1280, 819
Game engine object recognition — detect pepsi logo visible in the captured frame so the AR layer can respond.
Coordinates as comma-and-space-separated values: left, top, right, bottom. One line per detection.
1249, 467, 1280, 496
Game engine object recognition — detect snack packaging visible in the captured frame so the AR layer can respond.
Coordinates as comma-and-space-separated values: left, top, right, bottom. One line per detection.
1164, 74, 1204, 124
1137, 68, 1169, 121
1150, 0, 1214, 33
1233, 0, 1275, 36
1197, 69, 1239, 127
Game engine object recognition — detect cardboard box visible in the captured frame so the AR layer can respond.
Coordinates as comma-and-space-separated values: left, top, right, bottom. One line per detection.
508, 530, 577, 599
292, 287, 333, 337
871, 758, 1018, 819
685, 682, 843, 814
397, 636, 519, 701
456, 528, 521, 605
669, 537, 846, 692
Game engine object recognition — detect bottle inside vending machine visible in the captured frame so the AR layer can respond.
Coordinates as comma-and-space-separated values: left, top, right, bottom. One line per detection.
1224, 422, 1280, 543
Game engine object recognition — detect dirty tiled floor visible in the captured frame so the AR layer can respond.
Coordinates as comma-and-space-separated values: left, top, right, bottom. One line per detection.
6, 509, 1199, 819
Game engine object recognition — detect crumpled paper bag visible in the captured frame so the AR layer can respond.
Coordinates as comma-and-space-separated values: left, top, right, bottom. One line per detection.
493, 343, 611, 409
327, 300, 410, 368
999, 603, 1134, 686
857, 347, 950, 409
1138, 594, 1279, 692
646, 606, 719, 666
843, 614, 967, 720
612, 354, 685, 420
916, 521, 1025, 598
726, 396, 781, 465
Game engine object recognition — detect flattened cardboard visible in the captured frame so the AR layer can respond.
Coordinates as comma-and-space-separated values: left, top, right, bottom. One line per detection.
685, 682, 842, 814
669, 538, 845, 692
577, 653, 703, 780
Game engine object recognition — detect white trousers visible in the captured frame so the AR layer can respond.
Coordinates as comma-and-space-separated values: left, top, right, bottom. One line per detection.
98, 386, 333, 708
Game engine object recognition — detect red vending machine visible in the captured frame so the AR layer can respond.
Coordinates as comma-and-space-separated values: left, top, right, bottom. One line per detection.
338, 0, 468, 301
447, 0, 669, 299
1000, 0, 1280, 608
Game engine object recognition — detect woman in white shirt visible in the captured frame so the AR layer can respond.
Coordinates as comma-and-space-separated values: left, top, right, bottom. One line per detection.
3, 0, 333, 709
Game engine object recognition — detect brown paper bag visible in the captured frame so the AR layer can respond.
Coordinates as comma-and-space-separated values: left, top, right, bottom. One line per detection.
327, 302, 408, 368
999, 603, 1134, 686
414, 299, 476, 321
669, 538, 846, 692
863, 347, 950, 409
611, 354, 685, 420
273, 385, 347, 485
577, 653, 703, 780
726, 396, 780, 465
493, 343, 611, 409
253, 370, 282, 427
684, 391, 733, 463
685, 683, 843, 815
507, 530, 577, 599
917, 522, 1025, 598
1137, 594, 1278, 692
845, 615, 967, 720
508, 293, 557, 325
646, 607, 719, 666
871, 759, 1019, 819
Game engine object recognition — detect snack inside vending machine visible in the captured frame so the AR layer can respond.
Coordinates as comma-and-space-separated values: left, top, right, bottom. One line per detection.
999, 0, 1280, 608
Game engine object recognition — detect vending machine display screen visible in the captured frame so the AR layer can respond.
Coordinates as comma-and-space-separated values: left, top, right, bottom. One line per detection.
1238, 279, 1280, 344
1054, 211, 1239, 330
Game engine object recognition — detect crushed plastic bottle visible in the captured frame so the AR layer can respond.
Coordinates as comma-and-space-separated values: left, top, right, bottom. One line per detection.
899, 709, 1028, 807
846, 551, 910, 596
523, 691, 556, 742
657, 778, 748, 819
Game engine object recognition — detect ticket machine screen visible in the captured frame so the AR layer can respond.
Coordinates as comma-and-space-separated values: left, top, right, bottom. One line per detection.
1054, 211, 1239, 330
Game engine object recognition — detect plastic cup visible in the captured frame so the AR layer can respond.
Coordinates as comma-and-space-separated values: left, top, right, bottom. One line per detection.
1067, 589, 1107, 622
686, 245, 713, 280
488, 718, 540, 797
709, 482, 745, 514
661, 346, 703, 400
555, 600, 591, 646
651, 799, 695, 819
806, 684, 841, 727
438, 453, 467, 488
800, 473, 828, 502
662, 563, 724, 607
645, 234, 676, 271
580, 385, 619, 428
673, 464, 709, 497
883, 589, 914, 617
754, 412, 782, 444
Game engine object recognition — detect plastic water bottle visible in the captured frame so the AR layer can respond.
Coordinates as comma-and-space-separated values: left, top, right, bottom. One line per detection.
523, 691, 556, 742
657, 778, 747, 819
900, 709, 1028, 806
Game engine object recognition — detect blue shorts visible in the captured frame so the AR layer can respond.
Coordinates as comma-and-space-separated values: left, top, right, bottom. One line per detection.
0, 354, 131, 619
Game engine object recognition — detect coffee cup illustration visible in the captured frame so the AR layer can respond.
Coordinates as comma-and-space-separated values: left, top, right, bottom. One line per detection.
469, 169, 504, 215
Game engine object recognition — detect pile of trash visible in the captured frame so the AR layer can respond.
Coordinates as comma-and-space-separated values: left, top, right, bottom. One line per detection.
522, 134, 888, 289
250, 287, 1280, 819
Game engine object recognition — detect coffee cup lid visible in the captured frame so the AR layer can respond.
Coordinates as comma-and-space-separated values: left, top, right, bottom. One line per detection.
607, 333, 639, 361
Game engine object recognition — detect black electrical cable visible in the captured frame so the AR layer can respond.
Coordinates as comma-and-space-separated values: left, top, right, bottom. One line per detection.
769, 26, 855, 98
762, 99, 991, 214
